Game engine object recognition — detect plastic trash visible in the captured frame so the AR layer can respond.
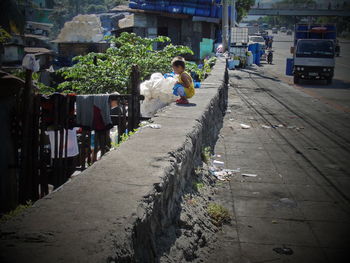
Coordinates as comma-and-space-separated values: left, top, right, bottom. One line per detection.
242, 173, 257, 177
261, 125, 271, 129
22, 54, 40, 72
240, 124, 251, 129
145, 124, 162, 129
212, 169, 240, 181
213, 160, 224, 166
140, 73, 178, 117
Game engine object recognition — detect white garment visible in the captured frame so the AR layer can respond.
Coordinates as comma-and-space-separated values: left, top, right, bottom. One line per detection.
46, 128, 79, 159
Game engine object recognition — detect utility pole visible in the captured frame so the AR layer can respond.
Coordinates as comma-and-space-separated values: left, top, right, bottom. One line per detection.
230, 0, 236, 48
231, 0, 236, 29
222, 0, 229, 52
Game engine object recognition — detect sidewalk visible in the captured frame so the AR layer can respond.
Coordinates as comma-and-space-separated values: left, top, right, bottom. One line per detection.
205, 69, 350, 263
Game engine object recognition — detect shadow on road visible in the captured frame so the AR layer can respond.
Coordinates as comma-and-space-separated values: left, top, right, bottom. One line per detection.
240, 68, 281, 82
297, 79, 350, 90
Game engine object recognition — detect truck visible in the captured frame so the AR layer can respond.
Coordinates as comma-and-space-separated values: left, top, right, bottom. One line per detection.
247, 24, 259, 36
291, 24, 336, 85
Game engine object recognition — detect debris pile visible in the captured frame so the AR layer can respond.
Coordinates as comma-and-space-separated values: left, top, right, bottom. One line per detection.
56, 15, 104, 42
140, 73, 177, 117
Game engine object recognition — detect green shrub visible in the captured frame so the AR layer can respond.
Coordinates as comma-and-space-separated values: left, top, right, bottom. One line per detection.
207, 203, 231, 226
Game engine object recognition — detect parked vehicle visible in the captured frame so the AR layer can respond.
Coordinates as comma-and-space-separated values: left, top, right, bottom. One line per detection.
247, 25, 259, 36
272, 27, 278, 34
291, 24, 336, 85
280, 27, 287, 32
286, 30, 292, 35
249, 35, 266, 48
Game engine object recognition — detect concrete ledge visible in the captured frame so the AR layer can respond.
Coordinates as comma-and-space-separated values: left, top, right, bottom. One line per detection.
0, 59, 228, 263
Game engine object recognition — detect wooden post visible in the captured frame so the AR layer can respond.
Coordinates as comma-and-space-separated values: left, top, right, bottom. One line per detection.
19, 69, 34, 203
31, 95, 40, 201
128, 65, 141, 132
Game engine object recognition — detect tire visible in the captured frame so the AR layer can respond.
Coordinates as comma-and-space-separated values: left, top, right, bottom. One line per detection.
293, 75, 299, 84
326, 78, 332, 85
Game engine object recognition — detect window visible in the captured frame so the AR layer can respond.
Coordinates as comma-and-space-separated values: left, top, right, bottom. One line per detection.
296, 40, 334, 58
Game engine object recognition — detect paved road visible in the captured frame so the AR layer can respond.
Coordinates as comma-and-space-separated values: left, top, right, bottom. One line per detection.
263, 31, 350, 111
205, 33, 350, 262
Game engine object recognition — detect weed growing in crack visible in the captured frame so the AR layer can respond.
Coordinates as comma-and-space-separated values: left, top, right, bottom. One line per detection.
193, 182, 205, 192
201, 146, 212, 164
0, 201, 33, 223
207, 203, 231, 226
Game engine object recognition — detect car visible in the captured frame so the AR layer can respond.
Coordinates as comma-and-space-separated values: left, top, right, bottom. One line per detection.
280, 27, 287, 32
272, 28, 278, 34
286, 30, 292, 35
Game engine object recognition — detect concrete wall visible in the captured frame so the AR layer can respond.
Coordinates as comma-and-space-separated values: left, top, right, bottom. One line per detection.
0, 59, 228, 263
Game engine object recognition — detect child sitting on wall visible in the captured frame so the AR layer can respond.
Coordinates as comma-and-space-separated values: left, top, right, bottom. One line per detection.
172, 56, 195, 105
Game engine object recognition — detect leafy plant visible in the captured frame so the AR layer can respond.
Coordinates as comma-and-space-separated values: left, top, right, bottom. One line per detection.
202, 146, 212, 164
0, 26, 11, 43
0, 201, 32, 223
11, 69, 55, 94
193, 182, 205, 191
57, 32, 194, 94
111, 128, 138, 148
207, 203, 231, 226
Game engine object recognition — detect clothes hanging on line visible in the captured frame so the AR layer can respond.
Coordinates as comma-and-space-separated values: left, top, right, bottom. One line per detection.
76, 94, 112, 130
46, 128, 79, 159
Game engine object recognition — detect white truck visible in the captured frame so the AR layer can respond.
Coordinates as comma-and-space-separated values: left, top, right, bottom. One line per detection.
292, 24, 336, 85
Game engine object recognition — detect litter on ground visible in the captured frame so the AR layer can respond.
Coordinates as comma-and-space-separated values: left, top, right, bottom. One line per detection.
240, 124, 251, 129
143, 124, 162, 129
242, 173, 258, 177
213, 160, 224, 166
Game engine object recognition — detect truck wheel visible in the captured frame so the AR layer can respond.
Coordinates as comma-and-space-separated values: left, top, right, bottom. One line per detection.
326, 78, 332, 85
293, 75, 299, 84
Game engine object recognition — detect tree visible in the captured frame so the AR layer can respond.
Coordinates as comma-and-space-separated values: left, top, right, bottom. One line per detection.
57, 33, 194, 94
236, 0, 256, 22
0, 0, 26, 34
0, 27, 11, 43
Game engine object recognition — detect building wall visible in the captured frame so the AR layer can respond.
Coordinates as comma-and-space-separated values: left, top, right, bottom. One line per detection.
3, 46, 24, 63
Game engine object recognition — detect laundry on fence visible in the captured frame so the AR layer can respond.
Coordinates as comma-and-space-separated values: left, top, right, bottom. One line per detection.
46, 128, 79, 159
76, 94, 112, 130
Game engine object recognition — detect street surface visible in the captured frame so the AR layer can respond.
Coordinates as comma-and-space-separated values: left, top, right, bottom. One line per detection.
206, 31, 350, 262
